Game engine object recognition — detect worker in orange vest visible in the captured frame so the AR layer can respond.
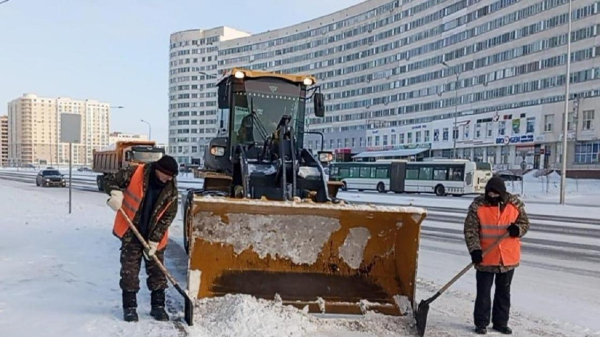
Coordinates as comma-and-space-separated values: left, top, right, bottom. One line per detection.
464, 176, 530, 335
104, 155, 179, 322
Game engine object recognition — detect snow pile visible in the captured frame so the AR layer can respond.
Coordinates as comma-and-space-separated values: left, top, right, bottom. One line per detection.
191, 294, 414, 337
193, 295, 318, 337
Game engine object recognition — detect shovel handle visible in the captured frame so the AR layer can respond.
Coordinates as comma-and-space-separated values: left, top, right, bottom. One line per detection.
435, 232, 510, 297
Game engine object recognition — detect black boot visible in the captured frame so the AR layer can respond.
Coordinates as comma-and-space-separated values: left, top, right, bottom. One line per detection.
122, 291, 138, 322
150, 290, 169, 321
474, 326, 487, 334
492, 326, 513, 335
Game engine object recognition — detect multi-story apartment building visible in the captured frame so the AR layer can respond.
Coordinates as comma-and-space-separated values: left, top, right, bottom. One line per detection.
7, 93, 110, 166
172, 0, 600, 170
109, 132, 148, 145
168, 27, 250, 164
0, 115, 8, 166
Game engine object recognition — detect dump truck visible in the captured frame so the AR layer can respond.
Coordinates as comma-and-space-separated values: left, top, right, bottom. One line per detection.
182, 68, 426, 321
92, 140, 165, 191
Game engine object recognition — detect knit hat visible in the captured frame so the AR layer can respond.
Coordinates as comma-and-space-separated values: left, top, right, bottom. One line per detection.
485, 176, 506, 196
154, 155, 179, 176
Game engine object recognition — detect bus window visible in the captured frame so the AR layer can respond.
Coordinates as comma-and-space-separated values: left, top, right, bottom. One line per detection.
449, 167, 464, 181
419, 167, 433, 180
360, 167, 371, 178
350, 167, 360, 178
376, 168, 388, 179
339, 168, 350, 178
370, 168, 377, 178
433, 168, 448, 180
406, 168, 419, 180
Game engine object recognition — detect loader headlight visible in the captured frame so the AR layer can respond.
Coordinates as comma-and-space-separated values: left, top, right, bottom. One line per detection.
210, 146, 225, 157
303, 77, 314, 86
318, 151, 333, 163
234, 70, 245, 79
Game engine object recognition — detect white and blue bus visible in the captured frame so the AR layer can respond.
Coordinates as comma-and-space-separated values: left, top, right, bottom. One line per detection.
329, 159, 492, 196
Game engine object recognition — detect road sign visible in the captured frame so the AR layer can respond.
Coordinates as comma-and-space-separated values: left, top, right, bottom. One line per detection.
60, 113, 81, 215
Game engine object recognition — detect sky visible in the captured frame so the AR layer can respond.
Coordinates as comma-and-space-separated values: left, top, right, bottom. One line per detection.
0, 0, 364, 143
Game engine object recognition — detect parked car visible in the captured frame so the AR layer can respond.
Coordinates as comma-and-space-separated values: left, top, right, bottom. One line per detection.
495, 171, 523, 181
77, 167, 92, 172
36, 170, 66, 187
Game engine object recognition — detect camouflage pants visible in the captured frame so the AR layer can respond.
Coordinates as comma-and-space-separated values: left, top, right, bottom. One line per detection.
119, 235, 167, 292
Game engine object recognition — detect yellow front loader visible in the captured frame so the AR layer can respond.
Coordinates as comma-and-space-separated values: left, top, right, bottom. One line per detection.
181, 68, 426, 317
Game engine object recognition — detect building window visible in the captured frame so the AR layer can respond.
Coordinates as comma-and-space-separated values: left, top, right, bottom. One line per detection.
544, 114, 553, 132
486, 123, 493, 138
526, 117, 535, 134
424, 130, 430, 142
415, 131, 421, 143
407, 132, 413, 144
391, 134, 397, 145
582, 110, 594, 130
359, 137, 364, 147
475, 123, 481, 139
375, 136, 380, 146
337, 139, 342, 148
575, 141, 599, 164
433, 129, 439, 142
383, 135, 388, 146
399, 133, 405, 144
330, 139, 334, 149
367, 137, 372, 147
442, 128, 449, 141
344, 138, 350, 148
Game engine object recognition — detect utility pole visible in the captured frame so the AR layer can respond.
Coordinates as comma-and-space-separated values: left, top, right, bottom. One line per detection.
442, 61, 461, 158
560, 0, 572, 205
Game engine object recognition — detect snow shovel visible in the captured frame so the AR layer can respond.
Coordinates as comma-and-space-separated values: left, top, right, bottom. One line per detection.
415, 232, 510, 337
119, 208, 195, 326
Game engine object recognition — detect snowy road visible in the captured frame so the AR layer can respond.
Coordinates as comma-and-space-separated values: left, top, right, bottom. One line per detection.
0, 179, 598, 336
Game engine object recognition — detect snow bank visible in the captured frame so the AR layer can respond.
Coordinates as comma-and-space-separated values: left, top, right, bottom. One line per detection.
191, 294, 414, 337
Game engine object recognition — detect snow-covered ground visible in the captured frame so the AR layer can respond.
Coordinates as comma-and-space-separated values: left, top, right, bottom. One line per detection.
0, 179, 598, 336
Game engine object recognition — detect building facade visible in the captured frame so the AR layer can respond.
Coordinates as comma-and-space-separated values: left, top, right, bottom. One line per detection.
168, 27, 251, 164
172, 0, 600, 170
109, 132, 148, 145
0, 115, 8, 166
7, 93, 110, 166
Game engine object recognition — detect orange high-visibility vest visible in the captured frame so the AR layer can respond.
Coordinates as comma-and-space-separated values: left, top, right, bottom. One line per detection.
112, 164, 172, 250
476, 203, 521, 266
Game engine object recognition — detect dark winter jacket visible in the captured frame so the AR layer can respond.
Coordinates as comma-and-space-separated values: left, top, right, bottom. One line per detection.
104, 164, 178, 243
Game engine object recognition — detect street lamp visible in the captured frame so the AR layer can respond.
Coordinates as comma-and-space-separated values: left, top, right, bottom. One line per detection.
560, 0, 573, 205
442, 61, 461, 159
140, 119, 152, 140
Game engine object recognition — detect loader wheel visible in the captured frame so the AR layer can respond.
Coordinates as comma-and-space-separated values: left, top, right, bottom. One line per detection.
435, 184, 446, 196
377, 182, 386, 193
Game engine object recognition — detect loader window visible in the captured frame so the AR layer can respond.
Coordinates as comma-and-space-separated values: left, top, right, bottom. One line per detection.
230, 78, 306, 149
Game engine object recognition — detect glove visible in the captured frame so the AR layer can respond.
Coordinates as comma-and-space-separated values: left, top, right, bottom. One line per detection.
143, 241, 159, 260
107, 190, 124, 212
470, 249, 483, 264
508, 224, 520, 238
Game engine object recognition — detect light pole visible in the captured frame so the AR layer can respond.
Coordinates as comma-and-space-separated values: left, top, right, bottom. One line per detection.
140, 119, 152, 140
560, 0, 572, 205
442, 61, 461, 158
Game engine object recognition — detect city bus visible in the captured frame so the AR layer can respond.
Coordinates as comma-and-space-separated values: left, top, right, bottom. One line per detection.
329, 159, 492, 196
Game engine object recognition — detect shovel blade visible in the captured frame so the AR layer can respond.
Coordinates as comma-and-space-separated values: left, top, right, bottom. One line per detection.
415, 299, 430, 337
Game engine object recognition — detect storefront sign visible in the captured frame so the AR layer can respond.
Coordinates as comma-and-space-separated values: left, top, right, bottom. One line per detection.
495, 134, 534, 145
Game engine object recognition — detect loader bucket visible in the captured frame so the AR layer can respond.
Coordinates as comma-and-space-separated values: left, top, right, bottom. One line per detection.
186, 197, 426, 315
